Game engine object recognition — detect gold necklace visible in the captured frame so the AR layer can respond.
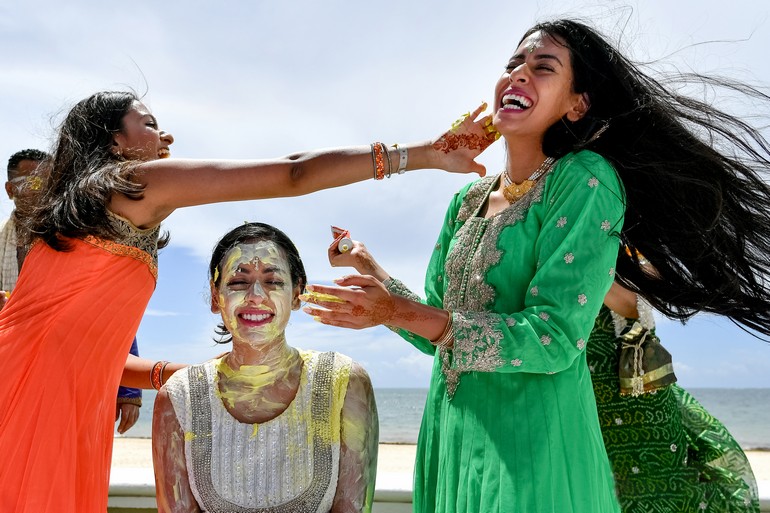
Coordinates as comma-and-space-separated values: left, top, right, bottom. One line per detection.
502, 157, 556, 203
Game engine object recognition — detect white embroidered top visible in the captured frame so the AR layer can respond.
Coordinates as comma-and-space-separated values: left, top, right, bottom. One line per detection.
164, 350, 352, 513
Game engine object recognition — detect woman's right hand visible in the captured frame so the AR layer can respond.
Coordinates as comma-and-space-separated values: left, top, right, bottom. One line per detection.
428, 102, 498, 176
328, 239, 390, 283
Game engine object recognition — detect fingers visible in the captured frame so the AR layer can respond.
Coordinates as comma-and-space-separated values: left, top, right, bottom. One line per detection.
117, 407, 129, 434
299, 285, 351, 305
450, 111, 471, 132
302, 304, 371, 330
470, 161, 487, 177
330, 275, 379, 288
116, 404, 140, 434
469, 101, 488, 122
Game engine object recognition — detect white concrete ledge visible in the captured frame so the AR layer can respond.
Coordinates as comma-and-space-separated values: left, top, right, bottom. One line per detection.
108, 469, 770, 512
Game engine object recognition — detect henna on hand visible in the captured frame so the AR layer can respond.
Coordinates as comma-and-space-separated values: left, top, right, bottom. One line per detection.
433, 132, 495, 154
433, 106, 499, 154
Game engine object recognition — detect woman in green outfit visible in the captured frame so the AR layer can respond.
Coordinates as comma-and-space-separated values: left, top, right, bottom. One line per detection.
302, 19, 770, 513
590, 282, 760, 513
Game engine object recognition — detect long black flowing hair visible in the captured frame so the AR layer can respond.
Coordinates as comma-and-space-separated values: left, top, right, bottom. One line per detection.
528, 19, 770, 337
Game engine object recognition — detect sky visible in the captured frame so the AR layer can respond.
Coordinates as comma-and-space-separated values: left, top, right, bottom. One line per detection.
2, 0, 770, 388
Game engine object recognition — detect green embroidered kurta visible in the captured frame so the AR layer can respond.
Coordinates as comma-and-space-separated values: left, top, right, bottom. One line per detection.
389, 151, 624, 512
588, 306, 760, 513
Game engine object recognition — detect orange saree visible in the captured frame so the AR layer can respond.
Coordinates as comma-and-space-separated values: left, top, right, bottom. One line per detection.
0, 235, 157, 512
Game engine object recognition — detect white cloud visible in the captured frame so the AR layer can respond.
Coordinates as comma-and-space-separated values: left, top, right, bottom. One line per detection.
5, 0, 770, 389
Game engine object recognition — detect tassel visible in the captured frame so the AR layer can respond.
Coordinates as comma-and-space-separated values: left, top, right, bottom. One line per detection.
621, 330, 648, 397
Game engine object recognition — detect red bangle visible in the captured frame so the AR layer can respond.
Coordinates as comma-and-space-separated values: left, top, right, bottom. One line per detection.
371, 142, 386, 180
151, 360, 169, 390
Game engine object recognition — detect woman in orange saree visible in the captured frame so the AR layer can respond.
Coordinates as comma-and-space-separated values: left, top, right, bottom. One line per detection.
0, 91, 494, 512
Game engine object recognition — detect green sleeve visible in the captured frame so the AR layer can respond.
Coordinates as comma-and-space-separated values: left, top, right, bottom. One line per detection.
384, 185, 470, 356
449, 152, 625, 375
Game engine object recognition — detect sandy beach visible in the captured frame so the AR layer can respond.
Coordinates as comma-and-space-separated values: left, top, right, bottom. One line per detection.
113, 438, 770, 481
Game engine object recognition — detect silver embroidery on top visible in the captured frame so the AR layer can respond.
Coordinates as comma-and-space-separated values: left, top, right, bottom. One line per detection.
384, 277, 421, 303
187, 352, 337, 513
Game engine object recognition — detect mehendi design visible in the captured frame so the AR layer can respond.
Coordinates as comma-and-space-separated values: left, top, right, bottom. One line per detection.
432, 133, 495, 154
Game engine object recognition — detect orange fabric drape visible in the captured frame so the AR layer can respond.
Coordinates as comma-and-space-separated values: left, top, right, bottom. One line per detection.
0, 238, 156, 512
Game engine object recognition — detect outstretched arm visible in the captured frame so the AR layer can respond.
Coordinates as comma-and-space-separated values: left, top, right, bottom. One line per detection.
332, 362, 379, 513
152, 388, 201, 513
109, 104, 496, 229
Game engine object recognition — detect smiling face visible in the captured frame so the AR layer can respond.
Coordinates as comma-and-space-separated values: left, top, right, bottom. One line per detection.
112, 100, 174, 161
211, 240, 301, 347
492, 30, 588, 141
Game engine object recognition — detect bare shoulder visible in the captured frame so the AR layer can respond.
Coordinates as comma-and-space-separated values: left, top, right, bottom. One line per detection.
153, 386, 174, 413
347, 360, 373, 388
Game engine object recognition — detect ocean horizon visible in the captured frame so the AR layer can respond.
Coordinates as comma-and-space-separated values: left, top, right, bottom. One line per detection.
117, 387, 770, 450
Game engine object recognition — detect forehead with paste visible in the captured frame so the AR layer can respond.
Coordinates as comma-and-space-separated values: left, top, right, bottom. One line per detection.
220, 241, 290, 280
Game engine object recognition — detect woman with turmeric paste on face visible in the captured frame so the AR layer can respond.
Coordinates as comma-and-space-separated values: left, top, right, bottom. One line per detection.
0, 91, 493, 513
152, 222, 378, 513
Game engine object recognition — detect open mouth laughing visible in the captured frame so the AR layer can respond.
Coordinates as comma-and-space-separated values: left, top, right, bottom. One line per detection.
501, 90, 533, 111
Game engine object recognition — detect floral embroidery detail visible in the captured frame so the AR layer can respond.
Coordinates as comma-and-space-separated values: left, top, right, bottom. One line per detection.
601, 219, 611, 231
435, 243, 441, 251
538, 312, 550, 321
441, 169, 555, 397
530, 286, 539, 297
556, 216, 567, 228
576, 338, 585, 350
455, 176, 497, 223
512, 358, 523, 367
589, 365, 596, 373
442, 312, 506, 396
564, 253, 574, 264
670, 444, 678, 452
578, 293, 588, 306
588, 177, 599, 188
699, 502, 707, 510
384, 277, 422, 303
505, 317, 517, 327
609, 267, 615, 276
615, 417, 623, 425
632, 466, 640, 474
540, 335, 552, 346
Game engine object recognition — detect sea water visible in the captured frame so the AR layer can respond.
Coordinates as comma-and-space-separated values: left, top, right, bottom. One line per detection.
117, 388, 770, 450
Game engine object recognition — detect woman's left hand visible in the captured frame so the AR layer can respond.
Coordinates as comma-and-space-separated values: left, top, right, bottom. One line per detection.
300, 275, 397, 329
